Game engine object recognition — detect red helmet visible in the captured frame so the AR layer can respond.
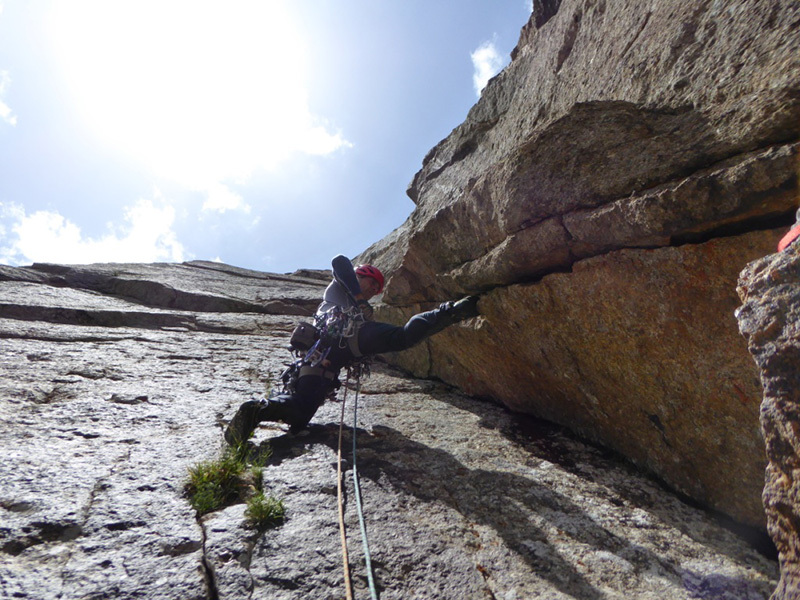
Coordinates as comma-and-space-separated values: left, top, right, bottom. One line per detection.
355, 264, 384, 293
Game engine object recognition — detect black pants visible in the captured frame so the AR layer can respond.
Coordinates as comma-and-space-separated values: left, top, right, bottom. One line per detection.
356, 308, 442, 354
243, 307, 449, 433
288, 308, 445, 427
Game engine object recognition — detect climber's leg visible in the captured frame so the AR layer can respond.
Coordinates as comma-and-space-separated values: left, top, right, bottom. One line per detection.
358, 296, 480, 355
224, 393, 306, 445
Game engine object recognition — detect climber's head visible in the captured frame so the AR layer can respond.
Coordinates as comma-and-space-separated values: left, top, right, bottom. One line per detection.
355, 264, 384, 299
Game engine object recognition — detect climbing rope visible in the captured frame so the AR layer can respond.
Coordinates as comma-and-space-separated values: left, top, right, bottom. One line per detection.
336, 363, 379, 600
336, 392, 354, 600
351, 366, 379, 600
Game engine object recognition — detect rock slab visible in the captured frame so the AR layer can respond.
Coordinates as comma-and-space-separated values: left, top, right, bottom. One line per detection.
359, 0, 800, 529
0, 261, 780, 598
738, 242, 800, 600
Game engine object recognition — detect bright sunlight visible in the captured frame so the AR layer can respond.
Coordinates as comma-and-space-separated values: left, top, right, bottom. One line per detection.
47, 1, 349, 195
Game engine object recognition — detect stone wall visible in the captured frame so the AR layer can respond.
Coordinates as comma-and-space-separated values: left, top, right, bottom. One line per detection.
360, 0, 800, 527
738, 242, 800, 599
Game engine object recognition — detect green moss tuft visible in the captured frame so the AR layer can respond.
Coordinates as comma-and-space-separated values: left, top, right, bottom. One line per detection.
185, 441, 281, 520
245, 492, 286, 528
185, 445, 249, 515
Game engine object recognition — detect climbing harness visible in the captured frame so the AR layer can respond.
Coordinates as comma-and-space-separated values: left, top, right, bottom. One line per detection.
336, 360, 379, 600
281, 304, 366, 397
288, 304, 365, 368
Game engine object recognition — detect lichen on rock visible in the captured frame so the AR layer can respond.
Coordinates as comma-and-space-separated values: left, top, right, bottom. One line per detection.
738, 242, 800, 600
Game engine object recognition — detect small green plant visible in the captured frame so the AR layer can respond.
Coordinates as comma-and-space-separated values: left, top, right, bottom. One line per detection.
251, 465, 264, 490
245, 492, 285, 528
185, 442, 278, 518
185, 446, 248, 515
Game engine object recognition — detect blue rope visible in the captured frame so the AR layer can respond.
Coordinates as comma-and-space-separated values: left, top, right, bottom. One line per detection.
351, 376, 379, 599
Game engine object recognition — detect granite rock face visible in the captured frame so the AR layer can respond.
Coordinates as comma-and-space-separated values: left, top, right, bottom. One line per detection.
0, 261, 779, 598
0, 262, 327, 599
737, 243, 800, 600
359, 0, 799, 527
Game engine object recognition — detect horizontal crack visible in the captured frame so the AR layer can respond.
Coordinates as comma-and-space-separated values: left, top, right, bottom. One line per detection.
0, 304, 197, 330
410, 141, 799, 298
670, 207, 797, 247
0, 331, 151, 343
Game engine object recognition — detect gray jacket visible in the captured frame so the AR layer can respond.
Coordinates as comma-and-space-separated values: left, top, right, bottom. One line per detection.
315, 254, 362, 318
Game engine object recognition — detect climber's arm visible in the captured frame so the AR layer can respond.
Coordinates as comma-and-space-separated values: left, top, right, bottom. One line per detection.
331, 255, 362, 299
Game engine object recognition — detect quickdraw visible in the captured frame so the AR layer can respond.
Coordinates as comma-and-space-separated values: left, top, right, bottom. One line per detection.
281, 304, 368, 394
316, 305, 364, 346
293, 305, 366, 368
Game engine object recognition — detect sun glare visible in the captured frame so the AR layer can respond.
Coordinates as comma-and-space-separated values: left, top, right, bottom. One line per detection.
47, 1, 348, 192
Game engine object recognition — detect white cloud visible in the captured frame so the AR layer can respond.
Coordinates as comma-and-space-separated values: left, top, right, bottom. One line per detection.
0, 71, 17, 126
46, 1, 351, 208
0, 199, 186, 266
471, 41, 505, 97
202, 183, 250, 214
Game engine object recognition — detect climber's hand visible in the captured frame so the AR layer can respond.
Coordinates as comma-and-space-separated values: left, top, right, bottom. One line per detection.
358, 300, 374, 321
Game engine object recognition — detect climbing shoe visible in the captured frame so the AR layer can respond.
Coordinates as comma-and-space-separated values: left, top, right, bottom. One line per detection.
440, 295, 480, 323
423, 295, 480, 338
288, 423, 310, 436
224, 400, 263, 446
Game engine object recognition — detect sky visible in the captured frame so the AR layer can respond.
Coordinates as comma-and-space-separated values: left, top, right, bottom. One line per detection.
0, 1, 532, 273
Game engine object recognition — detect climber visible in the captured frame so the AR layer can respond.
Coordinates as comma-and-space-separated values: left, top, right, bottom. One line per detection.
777, 207, 800, 252
224, 255, 480, 445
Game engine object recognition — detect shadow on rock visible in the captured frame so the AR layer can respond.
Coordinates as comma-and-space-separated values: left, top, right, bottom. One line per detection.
353, 423, 771, 600
233, 398, 773, 598
429, 388, 777, 562
250, 423, 341, 467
